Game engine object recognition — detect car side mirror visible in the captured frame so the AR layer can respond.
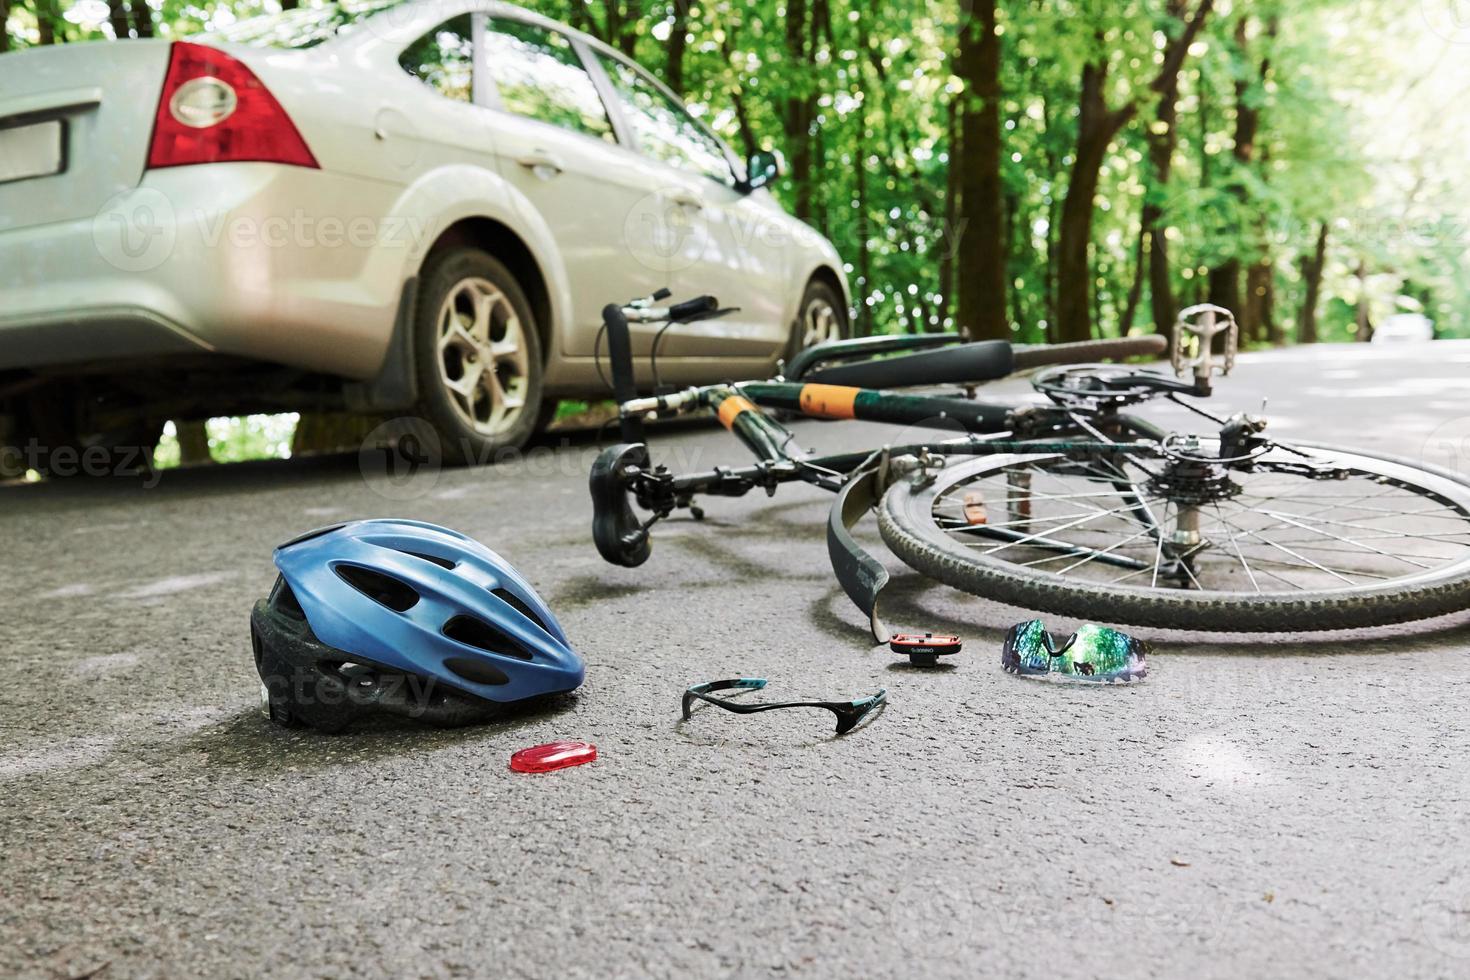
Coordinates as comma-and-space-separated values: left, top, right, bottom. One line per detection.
741, 150, 782, 193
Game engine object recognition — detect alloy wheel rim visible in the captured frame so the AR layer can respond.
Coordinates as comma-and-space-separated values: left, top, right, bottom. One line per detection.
436, 277, 530, 437
801, 298, 842, 349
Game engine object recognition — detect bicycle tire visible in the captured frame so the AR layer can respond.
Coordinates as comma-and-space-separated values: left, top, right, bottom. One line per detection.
1011, 335, 1167, 371
877, 441, 1470, 632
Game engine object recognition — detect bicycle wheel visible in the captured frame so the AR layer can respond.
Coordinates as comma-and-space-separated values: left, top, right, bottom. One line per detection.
1011, 335, 1167, 371
877, 441, 1470, 631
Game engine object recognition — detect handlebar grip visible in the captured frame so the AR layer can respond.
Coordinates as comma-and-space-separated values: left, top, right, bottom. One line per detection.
805, 340, 1015, 389
668, 295, 719, 322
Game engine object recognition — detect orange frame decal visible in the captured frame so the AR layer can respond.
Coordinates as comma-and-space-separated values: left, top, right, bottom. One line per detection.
798, 384, 860, 420
717, 395, 758, 429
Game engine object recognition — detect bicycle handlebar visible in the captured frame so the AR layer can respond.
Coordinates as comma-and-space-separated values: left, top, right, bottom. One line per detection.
620, 294, 720, 324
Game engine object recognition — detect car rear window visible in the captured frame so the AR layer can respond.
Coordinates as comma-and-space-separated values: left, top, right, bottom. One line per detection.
205, 0, 404, 50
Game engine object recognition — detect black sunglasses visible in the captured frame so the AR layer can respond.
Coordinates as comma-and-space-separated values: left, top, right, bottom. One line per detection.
681, 678, 887, 735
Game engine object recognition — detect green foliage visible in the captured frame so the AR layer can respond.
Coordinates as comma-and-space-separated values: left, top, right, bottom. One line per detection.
4, 0, 1466, 459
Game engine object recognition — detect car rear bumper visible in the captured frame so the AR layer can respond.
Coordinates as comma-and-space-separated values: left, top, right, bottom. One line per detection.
0, 163, 413, 378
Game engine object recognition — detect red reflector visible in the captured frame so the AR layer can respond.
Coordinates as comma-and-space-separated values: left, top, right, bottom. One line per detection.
890, 632, 963, 667
147, 41, 318, 170
510, 741, 597, 774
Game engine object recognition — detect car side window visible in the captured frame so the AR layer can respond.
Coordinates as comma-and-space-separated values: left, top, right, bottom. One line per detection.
596, 55, 735, 185
398, 15, 475, 103
482, 18, 616, 143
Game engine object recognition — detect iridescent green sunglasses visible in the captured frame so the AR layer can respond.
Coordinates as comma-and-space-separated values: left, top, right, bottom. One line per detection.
1001, 621, 1149, 682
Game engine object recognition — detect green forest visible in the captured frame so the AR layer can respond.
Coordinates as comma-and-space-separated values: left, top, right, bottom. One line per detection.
3, 0, 1466, 462
7, 0, 1468, 346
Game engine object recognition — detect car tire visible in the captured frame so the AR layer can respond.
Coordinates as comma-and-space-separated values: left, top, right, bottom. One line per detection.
412, 247, 545, 467
785, 278, 849, 364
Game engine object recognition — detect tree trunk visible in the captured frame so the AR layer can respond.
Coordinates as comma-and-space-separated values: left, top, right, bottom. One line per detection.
783, 0, 814, 222
1142, 0, 1202, 340
1263, 273, 1281, 345
1244, 259, 1273, 344
33, 0, 61, 44
1056, 2, 1213, 344
132, 0, 155, 37
107, 0, 130, 39
937, 96, 961, 328
1354, 262, 1373, 342
1218, 15, 1272, 333
1298, 222, 1328, 343
717, 30, 758, 160
953, 0, 1007, 341
291, 413, 381, 457
1121, 225, 1147, 334
175, 420, 214, 467
1056, 58, 1136, 343
665, 0, 689, 95
855, 139, 871, 336
0, 0, 10, 54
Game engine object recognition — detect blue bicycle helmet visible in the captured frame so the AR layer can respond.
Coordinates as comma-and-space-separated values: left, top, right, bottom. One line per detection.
250, 519, 583, 732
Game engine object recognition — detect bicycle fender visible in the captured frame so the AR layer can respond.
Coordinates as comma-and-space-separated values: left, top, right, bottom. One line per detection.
827, 468, 891, 644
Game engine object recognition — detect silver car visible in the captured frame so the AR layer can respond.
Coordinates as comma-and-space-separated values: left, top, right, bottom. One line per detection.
0, 0, 850, 467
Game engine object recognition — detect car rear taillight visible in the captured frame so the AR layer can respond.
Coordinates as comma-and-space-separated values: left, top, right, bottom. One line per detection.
147, 42, 318, 170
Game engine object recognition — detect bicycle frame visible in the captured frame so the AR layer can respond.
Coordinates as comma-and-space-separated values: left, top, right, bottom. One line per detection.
591, 300, 1172, 641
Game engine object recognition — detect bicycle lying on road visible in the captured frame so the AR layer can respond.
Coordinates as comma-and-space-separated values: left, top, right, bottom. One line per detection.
589, 294, 1470, 637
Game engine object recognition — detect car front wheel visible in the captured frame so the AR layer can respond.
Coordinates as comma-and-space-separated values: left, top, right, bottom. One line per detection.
787, 278, 849, 363
413, 247, 544, 466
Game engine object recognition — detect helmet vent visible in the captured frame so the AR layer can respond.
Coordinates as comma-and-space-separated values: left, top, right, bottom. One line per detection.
444, 656, 511, 686
401, 550, 457, 570
270, 577, 307, 620
491, 588, 551, 635
443, 615, 534, 661
335, 564, 420, 612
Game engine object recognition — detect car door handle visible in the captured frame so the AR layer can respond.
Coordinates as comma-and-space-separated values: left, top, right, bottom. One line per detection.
515, 150, 565, 175
670, 191, 705, 211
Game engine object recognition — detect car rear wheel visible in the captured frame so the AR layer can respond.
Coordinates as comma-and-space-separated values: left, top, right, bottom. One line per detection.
413, 247, 545, 466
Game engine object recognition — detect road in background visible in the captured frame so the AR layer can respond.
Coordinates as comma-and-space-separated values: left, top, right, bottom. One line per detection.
3, 342, 1470, 979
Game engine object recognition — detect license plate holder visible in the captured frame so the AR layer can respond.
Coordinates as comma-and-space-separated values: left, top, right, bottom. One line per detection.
0, 119, 66, 185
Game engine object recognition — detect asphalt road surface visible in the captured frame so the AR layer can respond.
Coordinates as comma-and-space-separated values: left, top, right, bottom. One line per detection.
4, 342, 1470, 979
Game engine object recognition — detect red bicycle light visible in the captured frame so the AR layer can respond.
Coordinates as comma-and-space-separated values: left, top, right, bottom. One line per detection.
148, 42, 318, 169
890, 632, 963, 667
510, 741, 597, 774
